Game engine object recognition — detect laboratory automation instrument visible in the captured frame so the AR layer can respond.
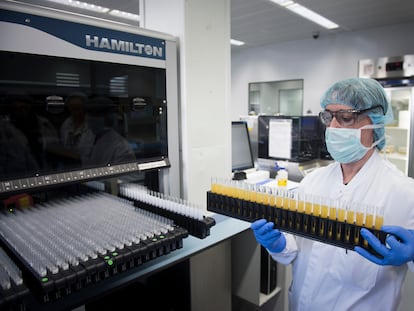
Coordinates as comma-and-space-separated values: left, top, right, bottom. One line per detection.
0, 2, 216, 310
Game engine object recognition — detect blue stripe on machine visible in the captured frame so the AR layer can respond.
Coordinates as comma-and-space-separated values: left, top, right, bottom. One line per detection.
0, 9, 166, 60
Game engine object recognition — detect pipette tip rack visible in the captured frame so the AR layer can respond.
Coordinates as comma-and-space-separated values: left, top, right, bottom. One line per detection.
0, 193, 188, 304
0, 247, 29, 311
119, 184, 216, 239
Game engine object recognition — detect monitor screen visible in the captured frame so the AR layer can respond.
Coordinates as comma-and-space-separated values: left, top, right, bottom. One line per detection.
231, 121, 255, 172
0, 51, 168, 183
258, 115, 326, 162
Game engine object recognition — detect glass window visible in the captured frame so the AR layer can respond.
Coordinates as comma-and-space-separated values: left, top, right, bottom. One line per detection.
248, 79, 303, 115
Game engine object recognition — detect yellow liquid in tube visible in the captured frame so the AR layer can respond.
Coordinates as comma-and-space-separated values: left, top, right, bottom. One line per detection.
346, 210, 355, 224
337, 209, 346, 222
211, 182, 219, 194
256, 191, 264, 204
305, 201, 313, 215
262, 192, 270, 205
283, 196, 289, 209
289, 199, 297, 211
275, 195, 283, 208
298, 200, 305, 213
329, 207, 337, 220
375, 216, 384, 229
249, 190, 257, 202
356, 212, 364, 226
313, 203, 321, 217
365, 214, 374, 228
321, 205, 329, 218
268, 194, 276, 206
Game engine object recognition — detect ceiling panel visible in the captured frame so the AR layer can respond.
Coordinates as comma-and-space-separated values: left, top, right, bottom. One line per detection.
7, 0, 414, 49
231, 0, 414, 49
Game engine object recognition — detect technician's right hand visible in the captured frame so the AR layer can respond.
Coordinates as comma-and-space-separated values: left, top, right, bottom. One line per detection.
251, 219, 286, 253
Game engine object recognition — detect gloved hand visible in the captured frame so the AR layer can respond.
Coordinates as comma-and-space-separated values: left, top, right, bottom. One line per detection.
354, 225, 414, 266
251, 219, 286, 253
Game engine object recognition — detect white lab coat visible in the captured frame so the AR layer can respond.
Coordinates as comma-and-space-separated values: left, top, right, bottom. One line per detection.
269, 150, 414, 311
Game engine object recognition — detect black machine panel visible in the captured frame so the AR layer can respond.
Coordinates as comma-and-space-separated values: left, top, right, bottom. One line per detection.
0, 51, 169, 192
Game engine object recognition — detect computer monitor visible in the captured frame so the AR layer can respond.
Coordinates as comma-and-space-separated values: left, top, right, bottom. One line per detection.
231, 121, 255, 172
258, 115, 326, 162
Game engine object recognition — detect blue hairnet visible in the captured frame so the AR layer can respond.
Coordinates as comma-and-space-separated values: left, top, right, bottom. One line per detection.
320, 77, 393, 149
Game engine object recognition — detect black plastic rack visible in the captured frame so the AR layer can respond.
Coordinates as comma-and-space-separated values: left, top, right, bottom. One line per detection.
122, 197, 216, 239
207, 191, 387, 254
0, 225, 188, 304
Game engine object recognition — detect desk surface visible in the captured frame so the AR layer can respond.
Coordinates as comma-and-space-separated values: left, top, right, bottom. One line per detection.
26, 213, 251, 310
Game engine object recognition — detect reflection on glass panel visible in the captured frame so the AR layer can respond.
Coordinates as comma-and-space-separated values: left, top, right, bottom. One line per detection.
248, 79, 303, 115
0, 51, 167, 181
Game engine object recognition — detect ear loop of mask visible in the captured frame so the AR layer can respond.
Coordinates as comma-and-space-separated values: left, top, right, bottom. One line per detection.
360, 124, 385, 149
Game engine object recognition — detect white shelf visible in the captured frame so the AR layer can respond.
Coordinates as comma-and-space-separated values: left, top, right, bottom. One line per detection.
386, 126, 409, 131
385, 152, 408, 161
259, 286, 282, 306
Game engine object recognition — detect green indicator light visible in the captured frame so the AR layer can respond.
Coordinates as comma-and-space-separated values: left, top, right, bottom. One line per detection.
160, 235, 165, 239
104, 255, 110, 260
107, 259, 114, 266
41, 277, 49, 283
152, 238, 157, 242
8, 208, 13, 213
112, 252, 118, 256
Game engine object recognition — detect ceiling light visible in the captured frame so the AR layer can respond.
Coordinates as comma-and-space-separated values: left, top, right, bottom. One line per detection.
109, 9, 140, 22
270, 0, 294, 7
270, 0, 339, 29
44, 0, 109, 13
231, 39, 245, 46
287, 3, 339, 29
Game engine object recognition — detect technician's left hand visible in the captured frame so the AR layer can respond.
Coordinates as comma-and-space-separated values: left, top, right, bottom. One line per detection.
355, 225, 414, 266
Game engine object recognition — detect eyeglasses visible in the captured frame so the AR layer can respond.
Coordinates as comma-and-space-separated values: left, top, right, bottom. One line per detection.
319, 105, 384, 127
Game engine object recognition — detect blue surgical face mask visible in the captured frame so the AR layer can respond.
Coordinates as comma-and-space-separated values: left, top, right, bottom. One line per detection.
325, 124, 384, 164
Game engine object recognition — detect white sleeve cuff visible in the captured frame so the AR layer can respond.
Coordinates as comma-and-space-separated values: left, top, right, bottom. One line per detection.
267, 233, 298, 265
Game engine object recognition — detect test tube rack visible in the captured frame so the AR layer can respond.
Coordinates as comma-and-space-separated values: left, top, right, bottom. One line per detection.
119, 183, 216, 239
207, 190, 387, 254
0, 193, 188, 304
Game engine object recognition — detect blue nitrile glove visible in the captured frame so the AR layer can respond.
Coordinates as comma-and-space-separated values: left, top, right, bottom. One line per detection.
251, 219, 286, 253
354, 225, 414, 266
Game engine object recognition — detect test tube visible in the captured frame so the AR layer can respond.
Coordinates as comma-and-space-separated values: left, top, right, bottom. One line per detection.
374, 205, 384, 229
328, 198, 338, 221
288, 191, 298, 212
304, 194, 313, 215
297, 193, 305, 213
312, 195, 321, 217
320, 196, 329, 219
275, 188, 284, 208
345, 201, 355, 224
365, 204, 375, 229
355, 203, 365, 227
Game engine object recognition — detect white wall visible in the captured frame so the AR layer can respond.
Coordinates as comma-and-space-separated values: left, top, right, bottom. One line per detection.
231, 21, 414, 119
145, 0, 232, 207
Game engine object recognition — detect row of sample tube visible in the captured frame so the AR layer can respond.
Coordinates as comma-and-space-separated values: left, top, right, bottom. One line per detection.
210, 178, 384, 229
207, 178, 386, 252
0, 192, 188, 303
119, 183, 216, 239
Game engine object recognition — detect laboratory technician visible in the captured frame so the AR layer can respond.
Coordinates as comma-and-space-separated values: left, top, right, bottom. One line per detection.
251, 78, 414, 311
